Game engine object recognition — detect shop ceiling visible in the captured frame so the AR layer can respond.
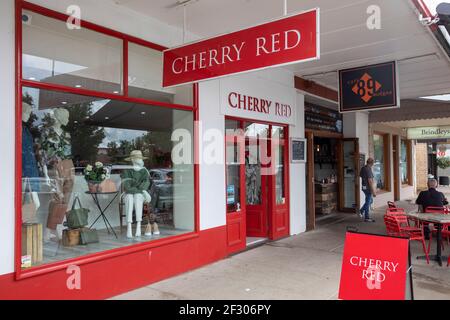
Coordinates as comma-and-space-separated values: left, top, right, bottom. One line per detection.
113, 0, 450, 100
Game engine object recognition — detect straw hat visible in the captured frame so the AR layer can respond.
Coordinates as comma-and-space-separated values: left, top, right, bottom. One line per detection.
125, 150, 148, 162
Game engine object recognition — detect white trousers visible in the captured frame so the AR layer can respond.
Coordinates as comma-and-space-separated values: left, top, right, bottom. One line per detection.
125, 193, 144, 223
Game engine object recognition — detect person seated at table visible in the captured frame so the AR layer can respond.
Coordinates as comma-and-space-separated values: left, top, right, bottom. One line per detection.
415, 179, 448, 239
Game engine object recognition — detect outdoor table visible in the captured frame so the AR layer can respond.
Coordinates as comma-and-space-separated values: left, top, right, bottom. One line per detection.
407, 212, 450, 266
85, 191, 119, 239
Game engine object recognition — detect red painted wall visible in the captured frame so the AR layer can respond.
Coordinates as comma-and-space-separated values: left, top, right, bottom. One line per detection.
0, 226, 227, 300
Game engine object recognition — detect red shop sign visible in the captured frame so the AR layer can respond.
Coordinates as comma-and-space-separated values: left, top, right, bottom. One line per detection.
338, 232, 413, 300
163, 8, 319, 88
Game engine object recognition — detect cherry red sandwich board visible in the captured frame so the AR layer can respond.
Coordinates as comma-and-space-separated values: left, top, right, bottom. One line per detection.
339, 231, 413, 300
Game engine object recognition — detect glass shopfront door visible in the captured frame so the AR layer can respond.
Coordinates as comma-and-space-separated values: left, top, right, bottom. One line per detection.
225, 119, 289, 254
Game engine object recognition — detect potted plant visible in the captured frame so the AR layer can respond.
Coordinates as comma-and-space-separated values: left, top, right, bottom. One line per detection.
84, 162, 109, 193
437, 157, 450, 170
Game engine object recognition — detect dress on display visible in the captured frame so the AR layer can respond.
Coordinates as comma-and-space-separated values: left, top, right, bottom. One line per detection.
22, 126, 40, 192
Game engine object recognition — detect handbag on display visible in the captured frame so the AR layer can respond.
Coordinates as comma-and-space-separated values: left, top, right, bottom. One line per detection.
47, 199, 69, 229
22, 178, 37, 223
79, 228, 99, 245
65, 196, 89, 229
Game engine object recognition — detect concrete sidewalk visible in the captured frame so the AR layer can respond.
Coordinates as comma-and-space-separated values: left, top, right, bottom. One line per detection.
112, 200, 450, 300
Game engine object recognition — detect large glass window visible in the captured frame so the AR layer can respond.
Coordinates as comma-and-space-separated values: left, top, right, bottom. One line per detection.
22, 10, 123, 94
20, 87, 194, 269
373, 134, 387, 190
128, 43, 193, 105
225, 120, 243, 213
401, 139, 411, 185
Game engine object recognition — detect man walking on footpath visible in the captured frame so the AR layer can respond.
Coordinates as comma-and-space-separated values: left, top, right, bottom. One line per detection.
359, 158, 377, 222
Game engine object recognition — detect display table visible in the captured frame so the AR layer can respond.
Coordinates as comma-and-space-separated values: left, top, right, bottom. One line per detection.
315, 182, 338, 215
86, 191, 119, 239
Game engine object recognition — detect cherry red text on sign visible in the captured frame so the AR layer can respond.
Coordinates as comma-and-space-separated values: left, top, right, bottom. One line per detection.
227, 92, 292, 120
338, 232, 409, 300
163, 9, 319, 87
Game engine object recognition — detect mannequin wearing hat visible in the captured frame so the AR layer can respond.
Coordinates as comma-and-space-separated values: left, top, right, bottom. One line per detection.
121, 150, 155, 238
22, 102, 41, 212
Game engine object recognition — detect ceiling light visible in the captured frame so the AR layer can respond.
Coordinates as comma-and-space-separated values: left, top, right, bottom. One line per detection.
420, 94, 450, 102
105, 117, 110, 120
75, 85, 82, 88
29, 77, 36, 81
113, 91, 119, 94
61, 101, 68, 105
141, 112, 146, 115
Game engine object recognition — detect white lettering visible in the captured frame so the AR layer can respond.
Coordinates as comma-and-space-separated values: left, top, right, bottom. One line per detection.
256, 37, 270, 56
172, 57, 184, 74
284, 29, 301, 50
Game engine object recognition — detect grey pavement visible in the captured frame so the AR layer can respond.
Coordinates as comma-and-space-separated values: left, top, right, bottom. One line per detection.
112, 198, 450, 300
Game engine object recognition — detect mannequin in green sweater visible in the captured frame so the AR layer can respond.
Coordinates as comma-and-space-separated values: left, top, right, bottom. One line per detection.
122, 151, 152, 238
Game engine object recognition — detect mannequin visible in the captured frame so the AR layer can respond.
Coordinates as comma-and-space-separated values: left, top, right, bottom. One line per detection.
38, 108, 74, 240
22, 102, 40, 213
121, 150, 153, 238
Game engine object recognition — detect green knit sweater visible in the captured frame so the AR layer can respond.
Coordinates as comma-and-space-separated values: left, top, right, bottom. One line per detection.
121, 168, 150, 194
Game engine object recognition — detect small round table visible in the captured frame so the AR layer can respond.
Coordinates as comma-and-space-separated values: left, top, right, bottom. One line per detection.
85, 191, 119, 239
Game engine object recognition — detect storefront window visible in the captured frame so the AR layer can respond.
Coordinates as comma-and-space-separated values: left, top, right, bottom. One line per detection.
225, 120, 243, 213
373, 134, 386, 190
401, 140, 410, 185
22, 10, 123, 94
244, 123, 269, 205
20, 87, 194, 269
128, 43, 193, 106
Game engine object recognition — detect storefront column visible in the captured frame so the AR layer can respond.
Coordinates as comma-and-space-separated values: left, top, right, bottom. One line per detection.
343, 112, 369, 209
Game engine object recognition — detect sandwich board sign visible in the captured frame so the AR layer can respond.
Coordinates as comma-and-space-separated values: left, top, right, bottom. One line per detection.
338, 231, 413, 300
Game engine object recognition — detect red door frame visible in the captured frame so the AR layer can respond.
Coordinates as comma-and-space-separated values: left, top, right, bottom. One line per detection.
15, 0, 199, 280
224, 116, 290, 246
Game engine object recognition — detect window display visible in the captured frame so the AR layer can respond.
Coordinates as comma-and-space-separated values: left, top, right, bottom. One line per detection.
20, 87, 194, 269
400, 140, 410, 185
373, 134, 386, 190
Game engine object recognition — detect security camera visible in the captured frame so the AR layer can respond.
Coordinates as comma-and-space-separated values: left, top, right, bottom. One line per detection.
22, 13, 32, 25
437, 2, 450, 25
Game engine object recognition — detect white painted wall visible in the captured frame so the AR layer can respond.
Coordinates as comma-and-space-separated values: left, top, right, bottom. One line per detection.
198, 79, 227, 230
0, 0, 16, 276
290, 93, 306, 235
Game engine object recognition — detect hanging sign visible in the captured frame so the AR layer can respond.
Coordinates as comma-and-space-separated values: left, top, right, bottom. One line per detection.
338, 61, 400, 113
163, 8, 319, 88
339, 232, 413, 300
220, 74, 296, 125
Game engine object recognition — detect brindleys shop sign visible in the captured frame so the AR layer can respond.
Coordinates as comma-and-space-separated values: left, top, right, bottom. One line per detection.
407, 126, 450, 140
220, 74, 296, 125
162, 9, 319, 87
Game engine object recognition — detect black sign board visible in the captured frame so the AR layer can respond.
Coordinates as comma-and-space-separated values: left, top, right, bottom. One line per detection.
339, 61, 399, 113
291, 138, 307, 163
305, 103, 343, 133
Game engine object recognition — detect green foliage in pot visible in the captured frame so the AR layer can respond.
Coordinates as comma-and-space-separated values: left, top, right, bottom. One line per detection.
437, 157, 450, 170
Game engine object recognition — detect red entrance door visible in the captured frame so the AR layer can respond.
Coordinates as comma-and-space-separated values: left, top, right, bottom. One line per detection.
269, 126, 289, 239
225, 125, 246, 254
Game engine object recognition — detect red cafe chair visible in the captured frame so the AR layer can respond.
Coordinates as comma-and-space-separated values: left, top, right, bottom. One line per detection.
425, 207, 449, 249
384, 215, 430, 264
